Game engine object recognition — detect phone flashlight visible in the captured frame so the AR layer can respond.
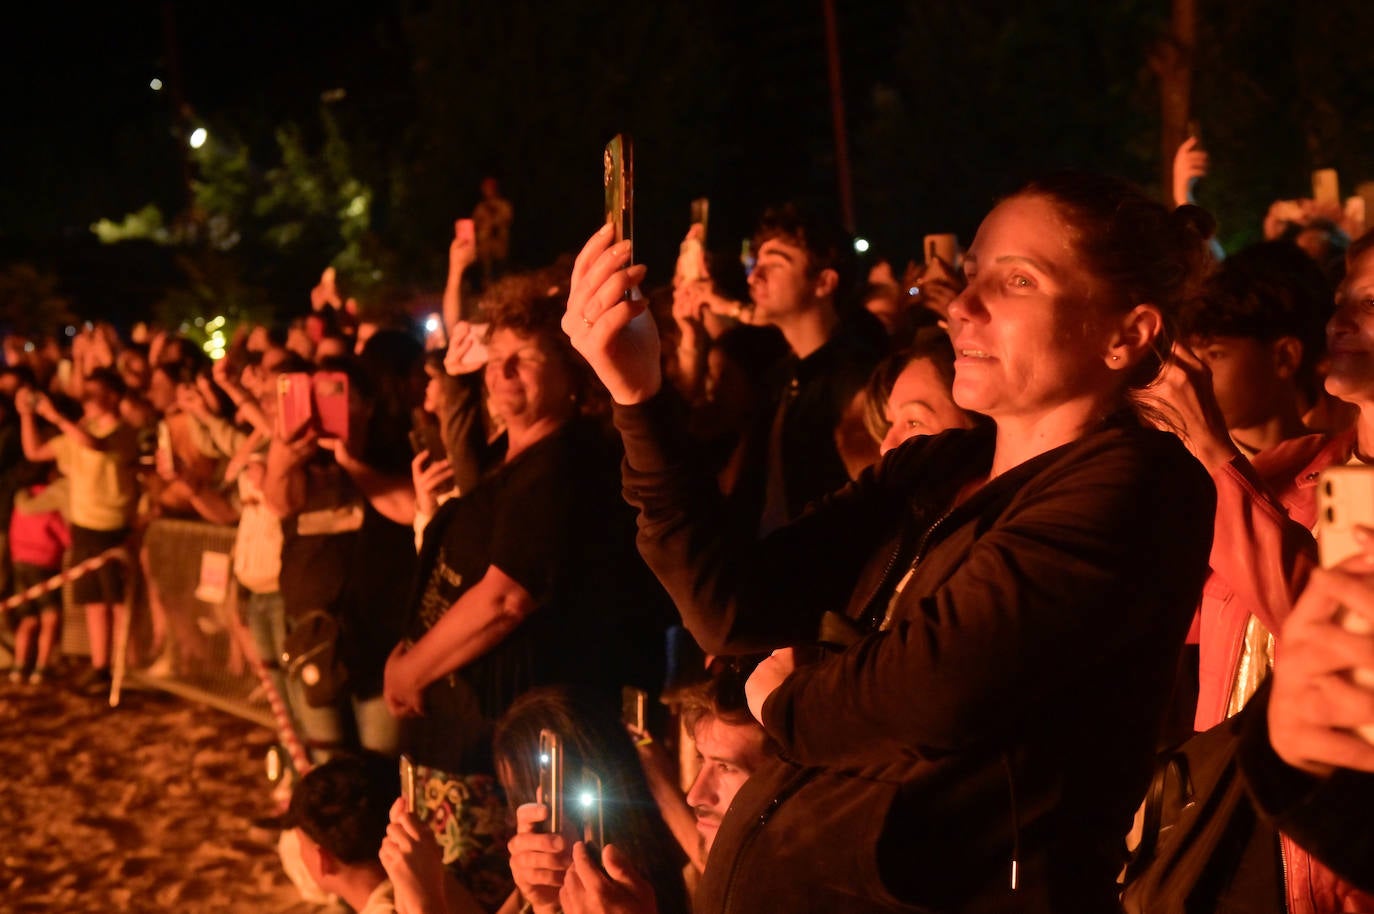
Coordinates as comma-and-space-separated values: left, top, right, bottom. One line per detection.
424, 314, 441, 334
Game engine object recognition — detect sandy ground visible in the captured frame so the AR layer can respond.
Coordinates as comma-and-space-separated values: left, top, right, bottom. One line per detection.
0, 670, 334, 914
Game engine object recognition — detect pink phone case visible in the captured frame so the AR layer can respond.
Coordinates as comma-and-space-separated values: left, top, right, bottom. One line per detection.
276, 373, 314, 440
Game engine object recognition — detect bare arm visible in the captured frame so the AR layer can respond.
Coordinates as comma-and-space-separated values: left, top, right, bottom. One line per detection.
263, 432, 312, 519
383, 565, 536, 716
330, 444, 417, 526
442, 221, 477, 333
18, 404, 56, 463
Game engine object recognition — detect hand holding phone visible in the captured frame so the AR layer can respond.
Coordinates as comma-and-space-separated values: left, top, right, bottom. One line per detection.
1314, 466, 1374, 743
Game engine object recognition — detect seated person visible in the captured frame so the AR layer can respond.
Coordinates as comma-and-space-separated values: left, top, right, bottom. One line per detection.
558, 660, 777, 914
268, 752, 399, 913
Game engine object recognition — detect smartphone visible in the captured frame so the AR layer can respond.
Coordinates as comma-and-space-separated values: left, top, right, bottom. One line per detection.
312, 371, 350, 443
276, 373, 314, 440
456, 218, 476, 245
603, 134, 634, 255
690, 197, 710, 240
1314, 466, 1374, 742
923, 234, 958, 267
1312, 168, 1341, 209
575, 769, 605, 852
410, 410, 448, 465
621, 685, 647, 736
400, 754, 418, 814
538, 728, 564, 835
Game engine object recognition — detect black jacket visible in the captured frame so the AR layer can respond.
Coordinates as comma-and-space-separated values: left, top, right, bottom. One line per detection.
615, 394, 1215, 913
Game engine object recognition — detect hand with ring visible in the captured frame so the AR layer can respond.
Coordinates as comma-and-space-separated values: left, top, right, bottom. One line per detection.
562, 224, 662, 406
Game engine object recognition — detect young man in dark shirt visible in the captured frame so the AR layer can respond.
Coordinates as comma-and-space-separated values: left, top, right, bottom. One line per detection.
737, 204, 887, 534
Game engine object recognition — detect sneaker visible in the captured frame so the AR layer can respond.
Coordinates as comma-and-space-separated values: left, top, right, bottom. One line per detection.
28, 668, 47, 686
7, 668, 22, 684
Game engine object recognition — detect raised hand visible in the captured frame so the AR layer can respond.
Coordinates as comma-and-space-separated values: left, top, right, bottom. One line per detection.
1171, 136, 1209, 208
444, 321, 485, 376
449, 220, 478, 278
1134, 342, 1239, 472
562, 225, 661, 406
560, 842, 659, 914
1270, 558, 1374, 777
380, 798, 449, 914
411, 451, 456, 517
508, 803, 571, 914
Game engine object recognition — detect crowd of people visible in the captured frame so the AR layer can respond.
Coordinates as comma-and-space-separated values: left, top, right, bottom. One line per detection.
2, 143, 1374, 913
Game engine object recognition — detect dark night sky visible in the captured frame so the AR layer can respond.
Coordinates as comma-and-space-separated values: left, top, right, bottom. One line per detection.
5, 1, 1372, 320
1, 2, 912, 247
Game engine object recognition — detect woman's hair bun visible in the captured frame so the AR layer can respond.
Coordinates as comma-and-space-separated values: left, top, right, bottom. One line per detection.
1172, 204, 1216, 242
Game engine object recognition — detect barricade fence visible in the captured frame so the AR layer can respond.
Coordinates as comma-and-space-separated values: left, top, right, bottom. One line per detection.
3, 519, 293, 753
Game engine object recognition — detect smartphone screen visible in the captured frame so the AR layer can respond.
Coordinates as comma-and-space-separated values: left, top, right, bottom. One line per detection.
538, 728, 563, 835
603, 134, 634, 257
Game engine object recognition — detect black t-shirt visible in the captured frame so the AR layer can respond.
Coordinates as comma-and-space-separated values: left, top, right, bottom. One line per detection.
278, 455, 416, 697
404, 418, 672, 775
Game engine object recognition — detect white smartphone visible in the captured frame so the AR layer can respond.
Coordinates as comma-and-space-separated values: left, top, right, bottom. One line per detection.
1315, 466, 1374, 742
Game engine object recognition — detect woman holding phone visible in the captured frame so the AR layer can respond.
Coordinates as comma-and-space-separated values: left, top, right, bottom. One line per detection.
382, 276, 674, 906
563, 174, 1216, 912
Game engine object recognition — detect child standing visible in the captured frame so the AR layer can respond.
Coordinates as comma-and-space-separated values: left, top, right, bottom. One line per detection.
7, 476, 70, 683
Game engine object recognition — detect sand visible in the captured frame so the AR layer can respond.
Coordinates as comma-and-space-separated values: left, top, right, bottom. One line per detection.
0, 673, 333, 914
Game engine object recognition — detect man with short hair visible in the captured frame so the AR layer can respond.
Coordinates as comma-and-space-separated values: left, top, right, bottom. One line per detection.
560, 662, 773, 914
1180, 240, 1332, 458
677, 667, 773, 855
270, 753, 397, 913
739, 204, 887, 534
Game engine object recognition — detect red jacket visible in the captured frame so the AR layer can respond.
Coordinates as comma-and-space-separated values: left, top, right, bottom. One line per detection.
8, 484, 71, 570
1198, 428, 1373, 913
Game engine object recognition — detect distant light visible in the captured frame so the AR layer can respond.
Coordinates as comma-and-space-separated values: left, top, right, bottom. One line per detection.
853, 237, 871, 254
194, 317, 205, 328
908, 286, 920, 297
424, 314, 440, 334
539, 753, 549, 765
346, 195, 367, 218
579, 791, 595, 809
150, 78, 164, 91
189, 127, 208, 149
65, 326, 76, 337
206, 315, 226, 332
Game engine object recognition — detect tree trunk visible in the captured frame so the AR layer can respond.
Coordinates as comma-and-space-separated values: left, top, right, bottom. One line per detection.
1151, 0, 1197, 204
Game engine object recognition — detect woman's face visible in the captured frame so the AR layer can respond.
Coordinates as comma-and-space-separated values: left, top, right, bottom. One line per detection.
1325, 247, 1374, 405
484, 328, 575, 427
880, 357, 974, 454
945, 194, 1117, 424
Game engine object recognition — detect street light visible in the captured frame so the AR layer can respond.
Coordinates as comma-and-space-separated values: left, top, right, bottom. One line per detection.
189, 127, 208, 149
